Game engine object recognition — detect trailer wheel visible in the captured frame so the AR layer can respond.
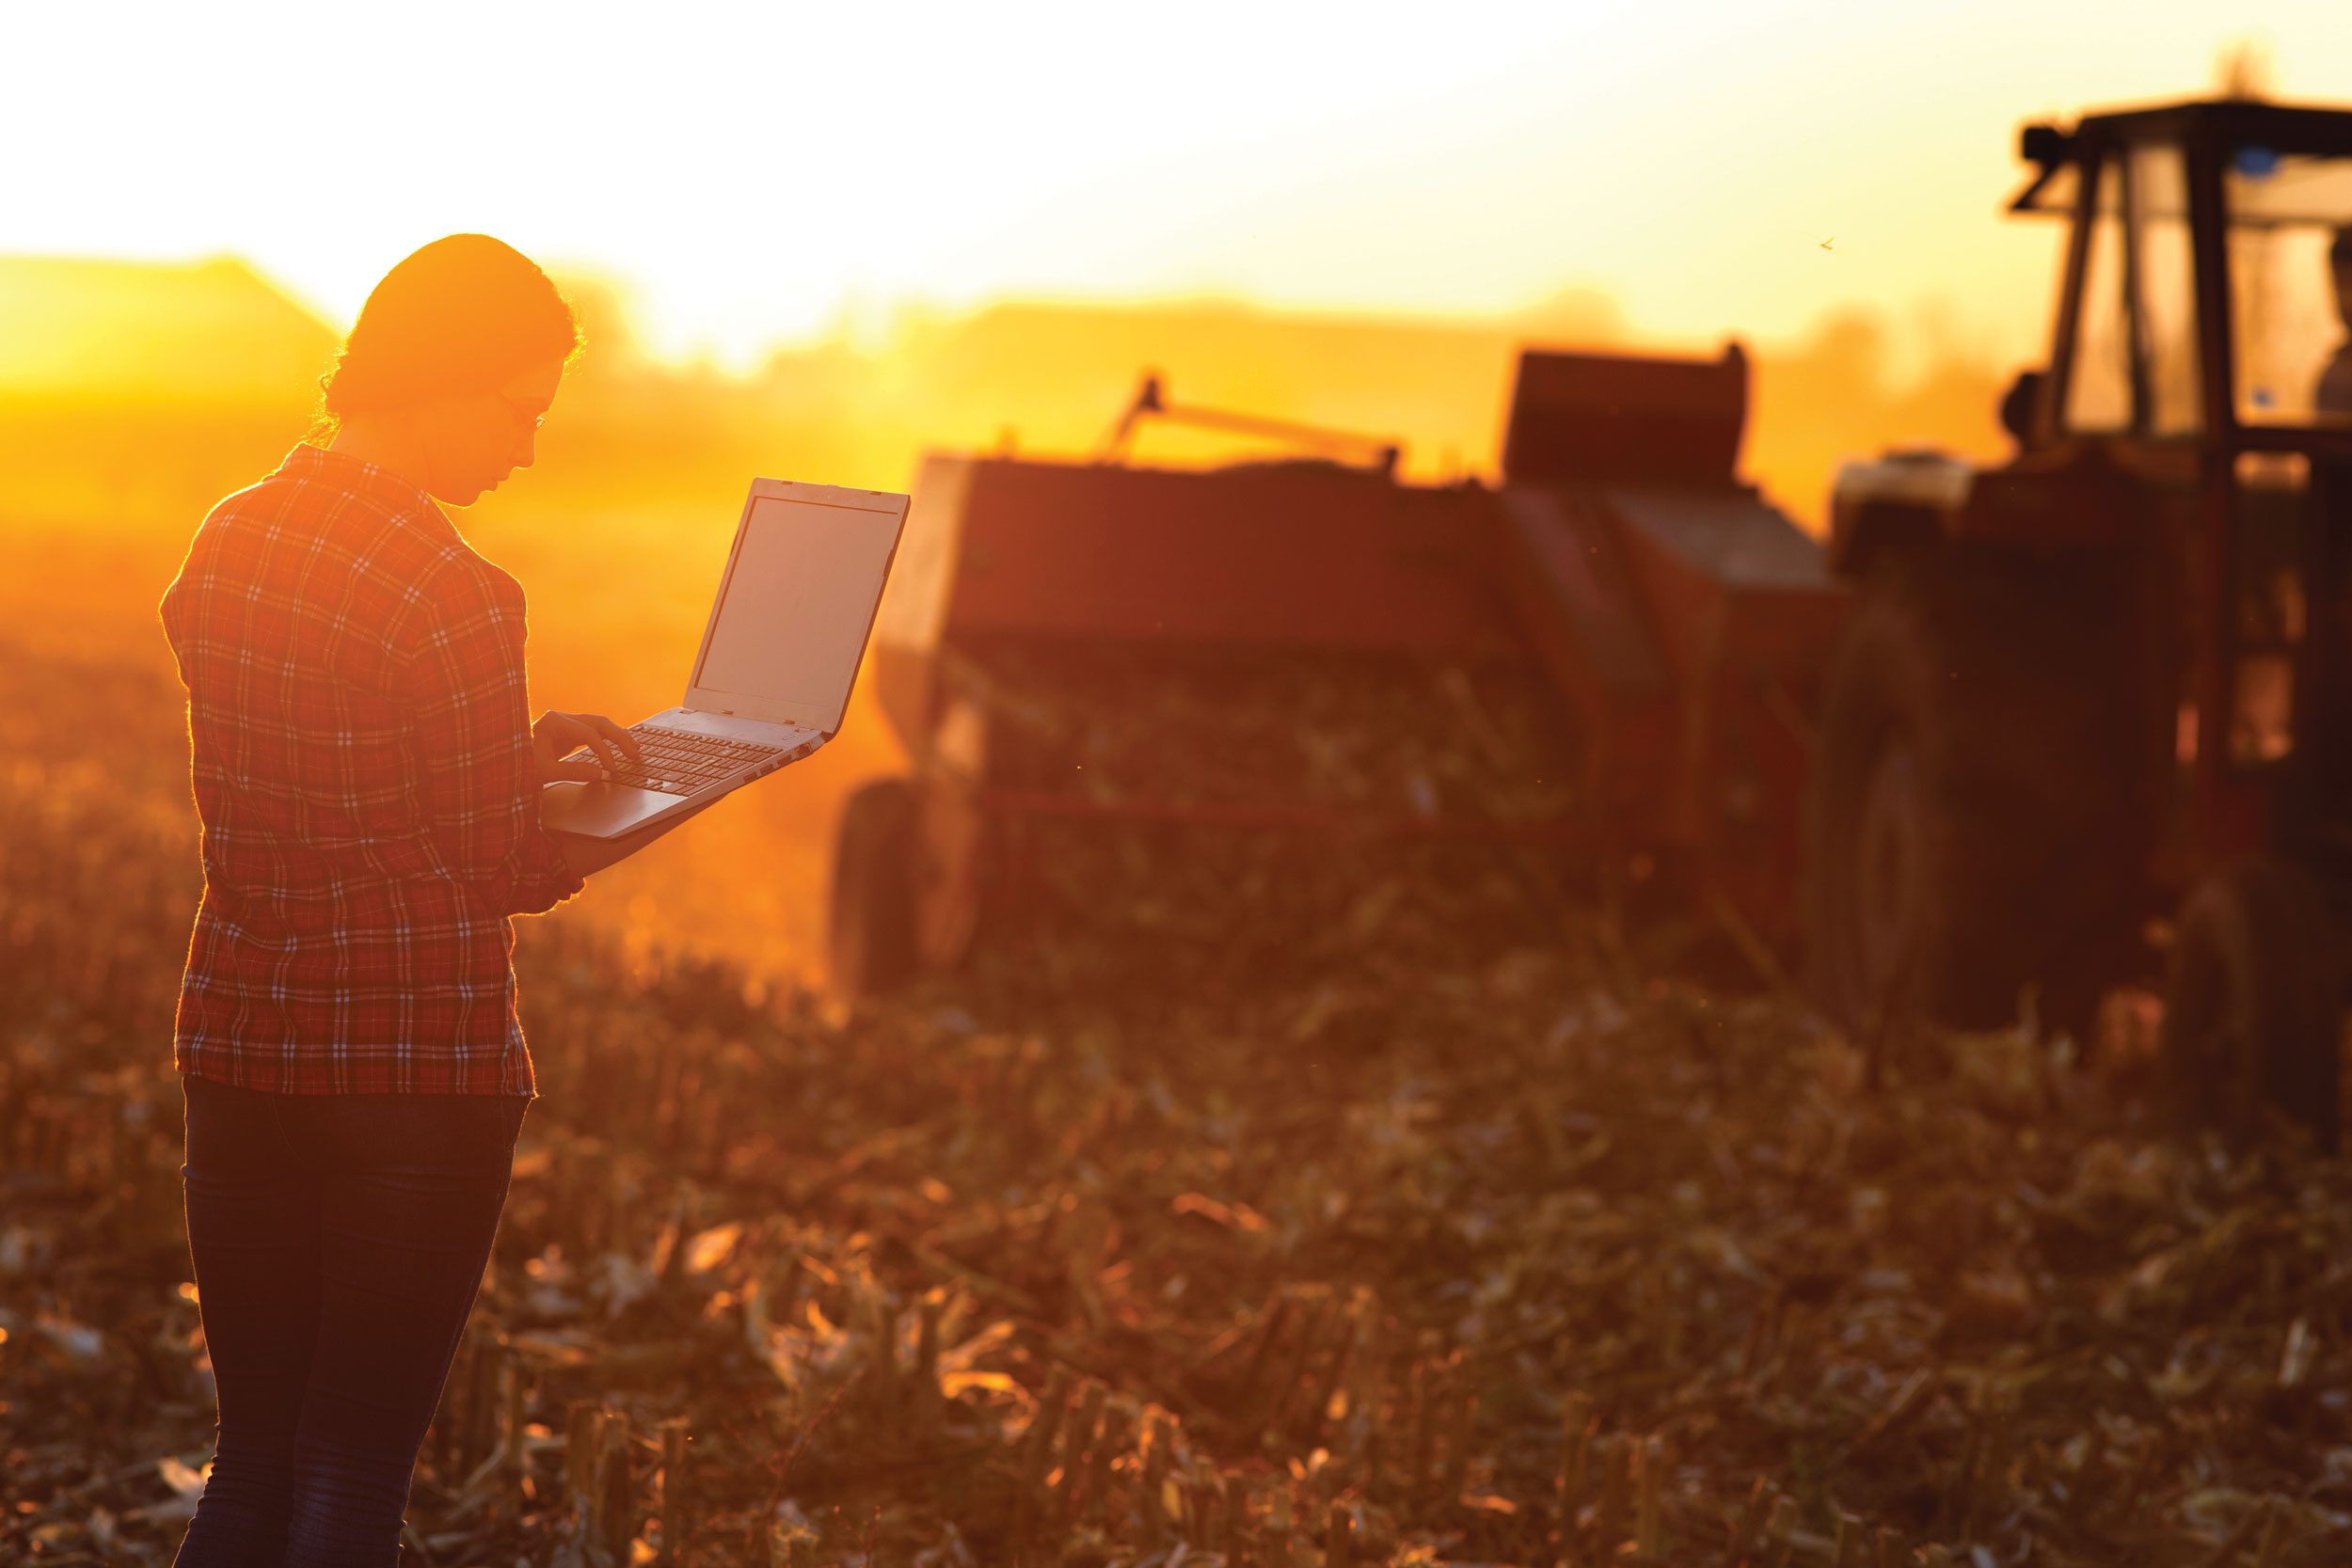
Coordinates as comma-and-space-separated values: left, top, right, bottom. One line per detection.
829, 778, 919, 998
2162, 859, 2341, 1150
1805, 549, 2142, 1035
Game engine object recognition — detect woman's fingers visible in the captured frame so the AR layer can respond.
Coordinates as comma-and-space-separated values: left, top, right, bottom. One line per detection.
534, 712, 606, 780
535, 710, 640, 775
563, 716, 622, 772
583, 714, 644, 766
570, 716, 632, 773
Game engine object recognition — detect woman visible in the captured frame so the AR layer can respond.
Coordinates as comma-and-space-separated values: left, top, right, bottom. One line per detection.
161, 234, 638, 1567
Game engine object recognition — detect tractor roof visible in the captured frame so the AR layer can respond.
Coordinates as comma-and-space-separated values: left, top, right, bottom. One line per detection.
2012, 98, 2352, 214
2062, 97, 2352, 150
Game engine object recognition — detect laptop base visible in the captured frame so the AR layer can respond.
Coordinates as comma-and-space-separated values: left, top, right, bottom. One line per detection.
540, 708, 824, 840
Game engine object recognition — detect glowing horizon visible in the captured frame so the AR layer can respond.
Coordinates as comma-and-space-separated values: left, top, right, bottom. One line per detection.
11, 3, 2352, 377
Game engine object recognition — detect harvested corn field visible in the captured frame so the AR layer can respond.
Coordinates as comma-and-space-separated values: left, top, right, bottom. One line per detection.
5, 638, 2352, 1568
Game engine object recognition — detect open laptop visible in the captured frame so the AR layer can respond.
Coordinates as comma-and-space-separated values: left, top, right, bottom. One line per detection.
538, 477, 910, 840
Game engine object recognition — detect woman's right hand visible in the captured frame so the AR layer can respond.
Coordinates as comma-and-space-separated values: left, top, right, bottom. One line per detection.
532, 711, 642, 784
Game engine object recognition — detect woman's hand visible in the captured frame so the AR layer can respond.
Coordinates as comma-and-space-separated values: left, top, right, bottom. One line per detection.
532, 711, 642, 784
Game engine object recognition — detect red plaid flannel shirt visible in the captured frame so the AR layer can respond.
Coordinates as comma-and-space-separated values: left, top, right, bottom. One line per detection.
159, 445, 583, 1094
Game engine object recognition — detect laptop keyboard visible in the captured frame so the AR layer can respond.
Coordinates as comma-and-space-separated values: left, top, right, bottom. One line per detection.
570, 724, 787, 797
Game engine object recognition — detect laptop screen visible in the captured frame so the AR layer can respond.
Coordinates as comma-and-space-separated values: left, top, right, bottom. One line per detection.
688, 493, 903, 733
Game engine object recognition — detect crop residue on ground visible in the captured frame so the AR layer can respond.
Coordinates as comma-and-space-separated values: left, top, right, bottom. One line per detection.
4, 640, 2351, 1567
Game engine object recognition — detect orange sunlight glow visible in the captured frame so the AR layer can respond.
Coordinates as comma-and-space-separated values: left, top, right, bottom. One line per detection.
8, 3, 2352, 980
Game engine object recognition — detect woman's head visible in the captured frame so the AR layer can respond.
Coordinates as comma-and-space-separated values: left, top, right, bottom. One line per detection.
320, 235, 580, 505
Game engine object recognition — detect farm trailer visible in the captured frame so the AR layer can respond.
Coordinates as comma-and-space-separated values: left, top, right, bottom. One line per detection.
825, 348, 1847, 997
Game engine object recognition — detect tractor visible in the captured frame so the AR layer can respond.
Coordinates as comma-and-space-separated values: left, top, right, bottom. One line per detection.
1810, 98, 2352, 1148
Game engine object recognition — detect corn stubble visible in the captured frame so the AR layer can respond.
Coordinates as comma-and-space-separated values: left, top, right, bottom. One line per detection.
3, 639, 2351, 1565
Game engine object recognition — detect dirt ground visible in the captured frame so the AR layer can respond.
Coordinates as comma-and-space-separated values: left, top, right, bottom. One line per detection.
6, 628, 2352, 1568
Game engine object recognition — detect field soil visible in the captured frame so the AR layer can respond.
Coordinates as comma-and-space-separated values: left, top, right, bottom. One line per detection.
6, 633, 2352, 1568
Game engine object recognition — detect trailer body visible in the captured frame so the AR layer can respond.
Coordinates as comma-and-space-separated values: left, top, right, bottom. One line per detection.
834, 346, 1847, 990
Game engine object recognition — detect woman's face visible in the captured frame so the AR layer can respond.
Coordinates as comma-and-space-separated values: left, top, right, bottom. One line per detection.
412, 357, 565, 506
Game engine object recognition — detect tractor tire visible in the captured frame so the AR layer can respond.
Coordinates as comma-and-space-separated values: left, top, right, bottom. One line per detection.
828, 778, 919, 998
2162, 859, 2342, 1150
1805, 548, 2143, 1035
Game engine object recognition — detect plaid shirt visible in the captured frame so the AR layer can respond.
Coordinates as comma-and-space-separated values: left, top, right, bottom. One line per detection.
160, 445, 582, 1094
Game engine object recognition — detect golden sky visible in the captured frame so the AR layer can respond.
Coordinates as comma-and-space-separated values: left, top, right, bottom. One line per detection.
6, 2, 2352, 373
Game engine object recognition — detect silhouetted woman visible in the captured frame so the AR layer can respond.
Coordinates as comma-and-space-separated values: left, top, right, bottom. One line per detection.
161, 234, 637, 1567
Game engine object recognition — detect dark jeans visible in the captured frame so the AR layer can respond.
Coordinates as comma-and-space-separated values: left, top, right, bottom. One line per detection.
174, 1075, 529, 1568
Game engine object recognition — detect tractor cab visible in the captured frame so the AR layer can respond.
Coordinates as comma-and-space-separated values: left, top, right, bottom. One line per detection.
2010, 103, 2352, 871
1815, 100, 2352, 1147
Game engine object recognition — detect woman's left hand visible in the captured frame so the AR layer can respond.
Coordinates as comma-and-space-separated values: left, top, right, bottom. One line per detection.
532, 711, 642, 784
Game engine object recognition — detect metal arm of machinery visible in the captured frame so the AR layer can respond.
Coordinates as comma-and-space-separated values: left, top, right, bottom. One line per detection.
1096, 372, 1405, 477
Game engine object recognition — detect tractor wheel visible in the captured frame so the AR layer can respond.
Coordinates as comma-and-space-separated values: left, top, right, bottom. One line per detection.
2162, 859, 2342, 1150
828, 778, 919, 998
1805, 549, 2143, 1035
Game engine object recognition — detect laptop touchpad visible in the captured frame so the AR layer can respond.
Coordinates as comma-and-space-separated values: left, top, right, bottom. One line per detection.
539, 780, 676, 840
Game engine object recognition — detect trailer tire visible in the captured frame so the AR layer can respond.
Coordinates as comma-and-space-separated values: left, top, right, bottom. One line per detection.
829, 778, 919, 998
1805, 548, 2142, 1035
2162, 859, 2341, 1150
